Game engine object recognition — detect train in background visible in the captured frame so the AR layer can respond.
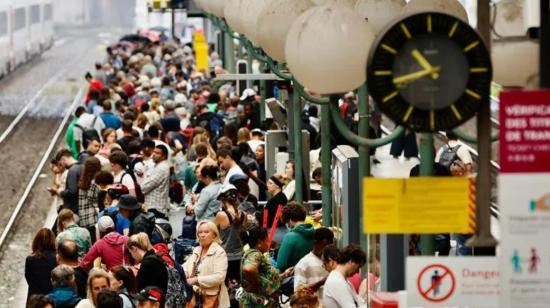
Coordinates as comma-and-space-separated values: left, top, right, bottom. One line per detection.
0, 0, 54, 78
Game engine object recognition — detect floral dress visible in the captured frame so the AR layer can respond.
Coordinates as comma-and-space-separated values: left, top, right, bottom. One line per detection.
240, 249, 281, 308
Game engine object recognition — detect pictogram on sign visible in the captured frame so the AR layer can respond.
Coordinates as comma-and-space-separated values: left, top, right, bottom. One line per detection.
417, 264, 456, 303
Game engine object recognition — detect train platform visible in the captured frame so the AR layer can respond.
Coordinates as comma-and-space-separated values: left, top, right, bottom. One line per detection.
0, 1, 511, 306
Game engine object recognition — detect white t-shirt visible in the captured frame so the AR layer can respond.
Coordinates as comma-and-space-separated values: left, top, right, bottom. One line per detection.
435, 140, 473, 165
74, 113, 105, 143
224, 164, 246, 186
113, 171, 135, 191
283, 180, 296, 200
294, 252, 328, 299
323, 271, 366, 308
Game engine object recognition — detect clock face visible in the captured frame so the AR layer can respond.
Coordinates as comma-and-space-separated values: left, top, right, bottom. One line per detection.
367, 12, 492, 132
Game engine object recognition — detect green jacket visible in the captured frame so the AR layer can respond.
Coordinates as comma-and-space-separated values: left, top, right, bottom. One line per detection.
65, 118, 78, 159
276, 223, 315, 271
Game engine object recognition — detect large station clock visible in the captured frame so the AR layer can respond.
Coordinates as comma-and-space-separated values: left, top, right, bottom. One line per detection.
367, 12, 492, 132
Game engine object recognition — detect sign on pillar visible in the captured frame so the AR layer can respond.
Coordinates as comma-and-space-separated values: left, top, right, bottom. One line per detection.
499, 90, 550, 308
407, 257, 499, 307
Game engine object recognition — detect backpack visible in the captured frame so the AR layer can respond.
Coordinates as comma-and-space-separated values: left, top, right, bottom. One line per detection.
128, 156, 144, 173
197, 112, 224, 142
130, 212, 156, 236
439, 144, 461, 170
74, 116, 100, 148
209, 113, 225, 141
120, 171, 145, 203
157, 251, 190, 305
169, 179, 184, 205
180, 214, 197, 240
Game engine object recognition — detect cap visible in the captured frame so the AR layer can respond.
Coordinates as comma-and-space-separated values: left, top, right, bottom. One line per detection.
250, 128, 265, 136
229, 174, 248, 184
118, 194, 141, 210
97, 216, 115, 233
218, 184, 238, 200
240, 88, 256, 101
136, 287, 164, 303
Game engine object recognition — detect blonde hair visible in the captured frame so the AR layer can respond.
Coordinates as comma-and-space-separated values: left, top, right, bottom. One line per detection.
196, 220, 222, 244
237, 127, 250, 144
57, 209, 75, 232
86, 268, 110, 301
127, 232, 153, 251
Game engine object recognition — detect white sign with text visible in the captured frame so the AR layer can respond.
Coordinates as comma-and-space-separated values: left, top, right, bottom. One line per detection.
407, 257, 499, 308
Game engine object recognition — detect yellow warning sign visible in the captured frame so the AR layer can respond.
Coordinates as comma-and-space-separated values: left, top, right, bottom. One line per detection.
193, 30, 209, 73
363, 177, 475, 234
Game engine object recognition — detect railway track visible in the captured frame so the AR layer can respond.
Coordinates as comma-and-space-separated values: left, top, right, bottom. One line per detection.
0, 87, 84, 250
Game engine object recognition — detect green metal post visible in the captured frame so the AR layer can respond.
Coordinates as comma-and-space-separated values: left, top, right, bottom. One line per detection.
237, 41, 243, 60
321, 101, 332, 227
293, 89, 304, 204
223, 32, 235, 74
419, 133, 435, 255
246, 51, 253, 88
259, 63, 266, 121
357, 85, 369, 250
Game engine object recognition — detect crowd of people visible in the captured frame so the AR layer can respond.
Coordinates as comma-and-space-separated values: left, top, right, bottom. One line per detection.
23, 31, 376, 308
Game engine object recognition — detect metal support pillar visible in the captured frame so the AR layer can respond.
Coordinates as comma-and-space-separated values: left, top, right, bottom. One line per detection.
223, 32, 235, 74
259, 63, 266, 121
541, 0, 550, 88
292, 89, 304, 204
380, 235, 407, 292
322, 102, 332, 227
467, 0, 498, 255
477, 0, 491, 50
237, 41, 243, 60
357, 85, 371, 261
419, 133, 435, 255
246, 51, 253, 89
171, 8, 176, 38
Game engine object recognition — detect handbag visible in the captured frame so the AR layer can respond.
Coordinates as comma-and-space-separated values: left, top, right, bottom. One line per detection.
186, 291, 220, 308
185, 253, 221, 308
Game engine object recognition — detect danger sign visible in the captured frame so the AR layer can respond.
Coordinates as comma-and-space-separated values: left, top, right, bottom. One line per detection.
417, 264, 456, 302
407, 257, 500, 308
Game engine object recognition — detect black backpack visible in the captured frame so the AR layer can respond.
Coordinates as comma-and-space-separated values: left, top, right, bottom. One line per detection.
156, 251, 193, 304
439, 144, 461, 170
130, 212, 156, 236
119, 171, 145, 203
74, 116, 100, 148
128, 156, 144, 173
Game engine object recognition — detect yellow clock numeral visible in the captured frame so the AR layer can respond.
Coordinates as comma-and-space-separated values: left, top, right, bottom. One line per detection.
427, 15, 432, 33
400, 23, 412, 39
450, 104, 462, 120
382, 91, 398, 103
374, 70, 393, 76
465, 88, 482, 100
470, 67, 488, 73
430, 111, 435, 130
381, 44, 397, 55
464, 40, 480, 52
403, 106, 414, 122
449, 21, 459, 38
